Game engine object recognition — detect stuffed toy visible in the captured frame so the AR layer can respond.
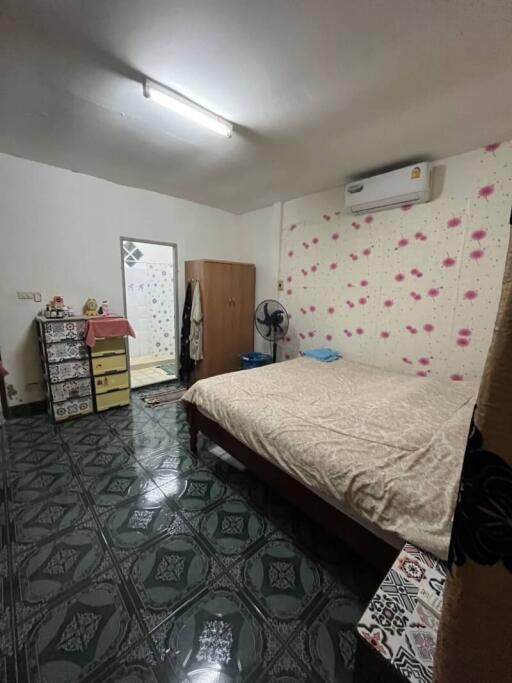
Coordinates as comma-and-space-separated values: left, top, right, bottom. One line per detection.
83, 298, 99, 317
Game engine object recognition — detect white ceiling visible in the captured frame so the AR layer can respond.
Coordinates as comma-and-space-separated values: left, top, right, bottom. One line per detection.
1, 1, 512, 214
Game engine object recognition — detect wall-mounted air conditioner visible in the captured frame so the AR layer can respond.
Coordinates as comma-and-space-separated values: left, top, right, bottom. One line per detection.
345, 162, 432, 215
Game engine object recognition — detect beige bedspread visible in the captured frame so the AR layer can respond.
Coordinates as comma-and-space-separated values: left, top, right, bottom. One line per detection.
183, 358, 476, 558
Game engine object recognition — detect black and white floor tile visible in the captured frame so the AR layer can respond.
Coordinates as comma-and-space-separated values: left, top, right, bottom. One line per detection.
0, 387, 399, 682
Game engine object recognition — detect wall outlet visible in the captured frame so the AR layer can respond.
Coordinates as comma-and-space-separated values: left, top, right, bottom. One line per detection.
278, 279, 284, 291
17, 291, 42, 301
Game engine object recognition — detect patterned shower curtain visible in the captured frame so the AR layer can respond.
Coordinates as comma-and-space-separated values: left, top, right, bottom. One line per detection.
147, 262, 176, 360
434, 222, 512, 681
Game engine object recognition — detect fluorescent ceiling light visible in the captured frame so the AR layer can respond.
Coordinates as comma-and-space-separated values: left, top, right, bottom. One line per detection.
143, 78, 233, 138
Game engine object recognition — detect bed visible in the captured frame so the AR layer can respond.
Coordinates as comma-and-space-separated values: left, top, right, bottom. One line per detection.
183, 357, 475, 570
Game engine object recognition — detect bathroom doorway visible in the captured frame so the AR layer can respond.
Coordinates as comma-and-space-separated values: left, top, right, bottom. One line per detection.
121, 238, 178, 388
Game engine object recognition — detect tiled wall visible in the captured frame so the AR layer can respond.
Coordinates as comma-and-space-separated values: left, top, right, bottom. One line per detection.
279, 142, 512, 383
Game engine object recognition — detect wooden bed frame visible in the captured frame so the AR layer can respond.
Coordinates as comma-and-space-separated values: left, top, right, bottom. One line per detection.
186, 402, 398, 573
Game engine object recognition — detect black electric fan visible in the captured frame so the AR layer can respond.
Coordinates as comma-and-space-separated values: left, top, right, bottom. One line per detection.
254, 299, 290, 363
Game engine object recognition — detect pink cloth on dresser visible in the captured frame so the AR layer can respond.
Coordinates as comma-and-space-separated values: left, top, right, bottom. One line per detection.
85, 317, 136, 347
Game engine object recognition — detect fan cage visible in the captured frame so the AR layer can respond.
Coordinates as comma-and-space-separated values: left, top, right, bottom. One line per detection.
254, 300, 289, 362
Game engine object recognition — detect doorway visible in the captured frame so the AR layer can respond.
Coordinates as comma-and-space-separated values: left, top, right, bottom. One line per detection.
121, 238, 178, 389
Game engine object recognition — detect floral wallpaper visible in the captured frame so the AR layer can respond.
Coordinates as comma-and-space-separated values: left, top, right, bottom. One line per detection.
279, 142, 512, 383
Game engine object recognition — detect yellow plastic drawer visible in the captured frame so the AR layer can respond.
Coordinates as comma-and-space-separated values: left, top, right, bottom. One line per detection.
94, 371, 129, 395
96, 388, 130, 412
92, 354, 127, 376
91, 337, 126, 358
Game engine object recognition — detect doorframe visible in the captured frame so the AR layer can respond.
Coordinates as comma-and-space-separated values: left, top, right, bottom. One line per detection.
120, 236, 180, 384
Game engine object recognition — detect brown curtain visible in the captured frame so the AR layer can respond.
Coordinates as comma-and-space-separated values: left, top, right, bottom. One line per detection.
434, 223, 512, 682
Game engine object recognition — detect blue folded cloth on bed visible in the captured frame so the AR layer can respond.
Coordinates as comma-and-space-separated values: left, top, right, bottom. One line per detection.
302, 348, 342, 362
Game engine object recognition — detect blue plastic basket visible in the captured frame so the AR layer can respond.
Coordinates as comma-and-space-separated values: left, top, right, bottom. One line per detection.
241, 352, 272, 369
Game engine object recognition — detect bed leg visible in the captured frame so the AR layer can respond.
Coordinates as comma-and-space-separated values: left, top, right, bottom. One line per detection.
186, 403, 198, 453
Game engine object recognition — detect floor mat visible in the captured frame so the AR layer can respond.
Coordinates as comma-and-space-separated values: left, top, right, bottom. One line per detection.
156, 362, 176, 375
142, 388, 188, 406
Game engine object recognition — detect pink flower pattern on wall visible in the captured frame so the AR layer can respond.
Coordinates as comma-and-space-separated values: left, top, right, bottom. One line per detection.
485, 143, 500, 154
279, 143, 511, 382
478, 184, 494, 199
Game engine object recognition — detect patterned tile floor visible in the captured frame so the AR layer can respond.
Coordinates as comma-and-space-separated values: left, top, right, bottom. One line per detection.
0, 389, 400, 682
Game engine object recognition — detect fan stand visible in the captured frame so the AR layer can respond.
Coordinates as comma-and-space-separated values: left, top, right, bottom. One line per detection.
272, 340, 277, 363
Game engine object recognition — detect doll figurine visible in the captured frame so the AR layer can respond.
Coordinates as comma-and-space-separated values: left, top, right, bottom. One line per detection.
83, 298, 99, 317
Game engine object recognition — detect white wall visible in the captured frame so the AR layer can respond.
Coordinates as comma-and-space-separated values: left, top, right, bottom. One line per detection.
0, 153, 244, 405
238, 203, 282, 353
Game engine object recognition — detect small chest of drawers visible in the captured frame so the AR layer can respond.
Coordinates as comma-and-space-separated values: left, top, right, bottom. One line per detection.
37, 317, 94, 422
37, 317, 132, 421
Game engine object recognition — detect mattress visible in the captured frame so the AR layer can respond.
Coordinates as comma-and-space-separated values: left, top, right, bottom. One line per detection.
183, 357, 476, 559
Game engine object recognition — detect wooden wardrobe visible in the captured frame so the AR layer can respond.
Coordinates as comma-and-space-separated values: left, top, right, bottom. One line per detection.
185, 260, 255, 380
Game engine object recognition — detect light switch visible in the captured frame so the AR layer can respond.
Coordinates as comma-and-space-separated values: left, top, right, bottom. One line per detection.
33, 292, 42, 302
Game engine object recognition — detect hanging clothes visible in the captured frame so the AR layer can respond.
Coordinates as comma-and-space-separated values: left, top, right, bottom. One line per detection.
189, 281, 203, 361
179, 282, 193, 383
